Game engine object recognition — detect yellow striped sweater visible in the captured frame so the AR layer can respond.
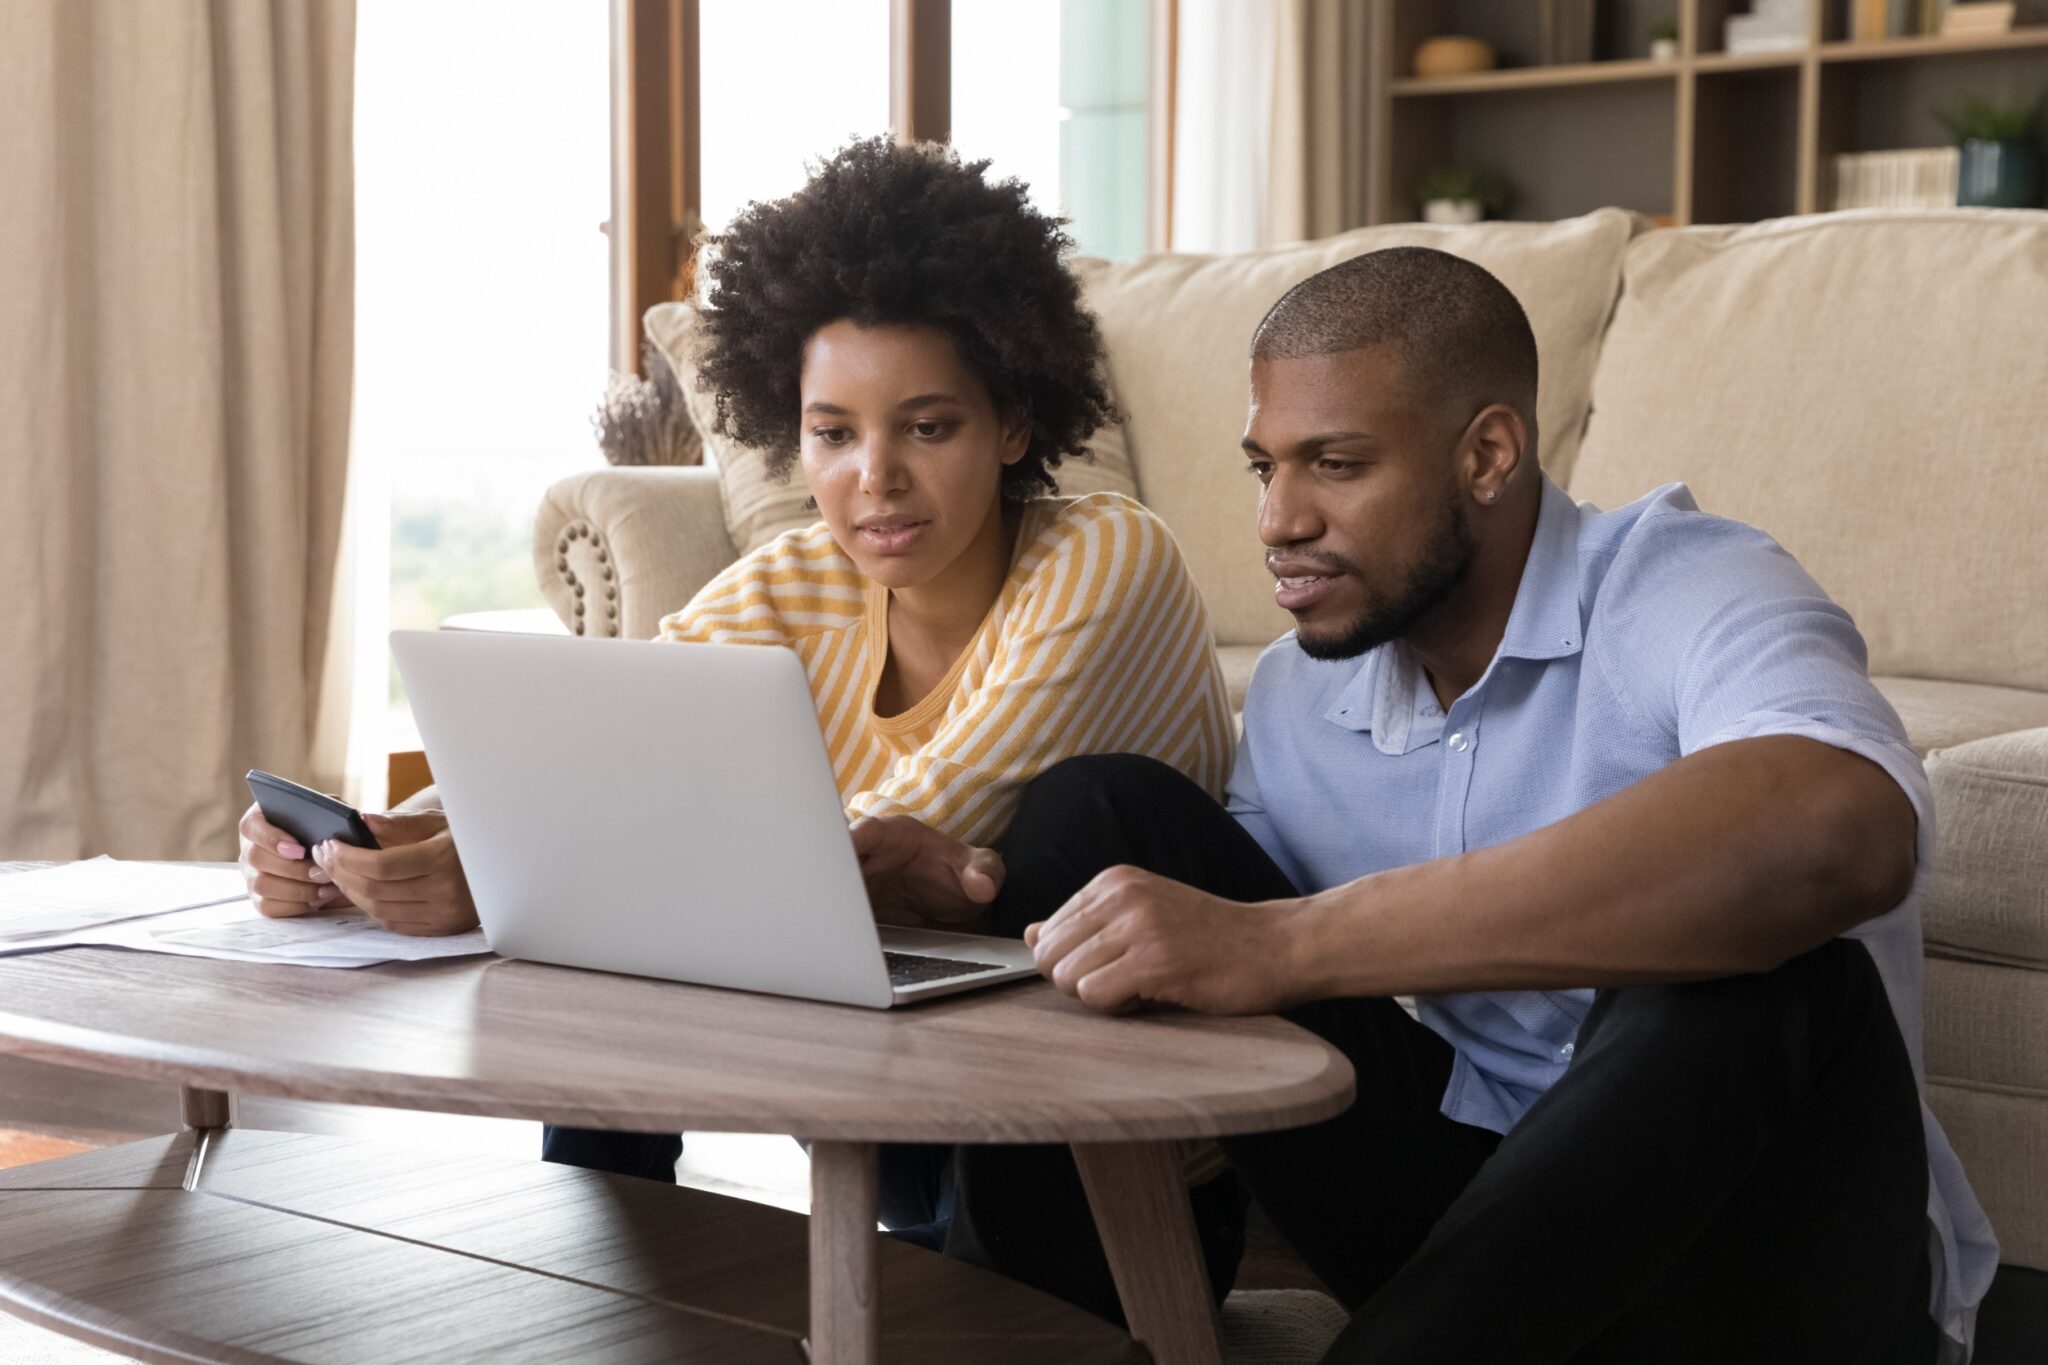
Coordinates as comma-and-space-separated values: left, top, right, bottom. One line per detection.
659, 492, 1233, 846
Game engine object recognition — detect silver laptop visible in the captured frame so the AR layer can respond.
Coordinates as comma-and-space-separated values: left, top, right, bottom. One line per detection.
389, 629, 1038, 1008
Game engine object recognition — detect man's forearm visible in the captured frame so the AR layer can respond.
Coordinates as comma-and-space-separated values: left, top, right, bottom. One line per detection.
1282, 736, 1917, 1001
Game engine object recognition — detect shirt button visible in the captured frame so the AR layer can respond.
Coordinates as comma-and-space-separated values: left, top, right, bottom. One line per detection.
1447, 731, 1470, 752
1561, 1042, 1576, 1060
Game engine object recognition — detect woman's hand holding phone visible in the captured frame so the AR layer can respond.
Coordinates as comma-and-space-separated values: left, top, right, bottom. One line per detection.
310, 810, 479, 936
239, 802, 352, 917
238, 804, 479, 936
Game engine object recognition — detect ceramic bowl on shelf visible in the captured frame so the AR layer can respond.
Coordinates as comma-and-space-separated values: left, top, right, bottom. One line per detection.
1413, 35, 1496, 78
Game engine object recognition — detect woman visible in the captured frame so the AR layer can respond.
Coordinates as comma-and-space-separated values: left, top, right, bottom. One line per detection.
239, 136, 1232, 940
234, 139, 1236, 1326
236, 136, 1242, 1319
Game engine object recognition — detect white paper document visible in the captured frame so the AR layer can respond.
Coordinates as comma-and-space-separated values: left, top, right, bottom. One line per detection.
147, 906, 491, 965
0, 858, 248, 941
0, 861, 493, 968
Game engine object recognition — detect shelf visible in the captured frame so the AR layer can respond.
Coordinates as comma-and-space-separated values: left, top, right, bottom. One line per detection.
1821, 26, 2048, 63
1368, 0, 2048, 227
1391, 58, 1677, 97
1692, 49, 1809, 72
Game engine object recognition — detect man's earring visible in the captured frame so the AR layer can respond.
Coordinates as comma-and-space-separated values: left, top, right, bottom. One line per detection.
1481, 489, 1499, 503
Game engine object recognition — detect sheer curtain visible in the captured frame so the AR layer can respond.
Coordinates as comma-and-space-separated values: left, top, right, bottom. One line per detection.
0, 0, 357, 858
1171, 0, 1372, 252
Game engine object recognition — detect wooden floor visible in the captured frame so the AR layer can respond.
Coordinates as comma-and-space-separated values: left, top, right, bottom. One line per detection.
8, 1056, 2031, 1361
0, 1130, 1145, 1364
0, 1130, 95, 1170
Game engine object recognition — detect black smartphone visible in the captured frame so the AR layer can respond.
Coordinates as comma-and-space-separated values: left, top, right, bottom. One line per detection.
245, 769, 380, 852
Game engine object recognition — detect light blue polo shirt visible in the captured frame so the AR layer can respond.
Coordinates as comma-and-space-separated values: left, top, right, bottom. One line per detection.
1227, 473, 1995, 1355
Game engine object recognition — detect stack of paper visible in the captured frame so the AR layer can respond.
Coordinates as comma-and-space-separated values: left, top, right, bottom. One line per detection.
0, 858, 247, 941
136, 901, 491, 968
0, 859, 491, 969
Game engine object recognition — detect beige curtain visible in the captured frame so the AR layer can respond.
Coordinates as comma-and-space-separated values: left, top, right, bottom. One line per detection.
1270, 0, 1372, 244
0, 0, 356, 859
1172, 0, 1370, 251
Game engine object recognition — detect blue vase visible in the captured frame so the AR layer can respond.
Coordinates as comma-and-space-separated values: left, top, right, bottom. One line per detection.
1957, 139, 2042, 209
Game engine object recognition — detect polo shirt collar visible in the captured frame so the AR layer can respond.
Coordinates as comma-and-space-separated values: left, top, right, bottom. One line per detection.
1495, 473, 1587, 663
1322, 474, 1585, 750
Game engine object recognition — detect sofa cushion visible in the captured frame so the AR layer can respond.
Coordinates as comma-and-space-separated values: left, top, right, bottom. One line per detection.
1927, 1082, 2048, 1272
1874, 677, 2048, 757
642, 302, 1140, 556
1570, 209, 2048, 693
1924, 726, 2048, 968
1075, 209, 1640, 648
1926, 956, 2048, 1096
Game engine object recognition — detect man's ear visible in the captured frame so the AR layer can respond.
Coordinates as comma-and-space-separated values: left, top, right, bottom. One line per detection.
1461, 403, 1528, 499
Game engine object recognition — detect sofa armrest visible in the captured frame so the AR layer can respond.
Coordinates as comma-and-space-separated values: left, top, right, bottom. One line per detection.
1924, 725, 2048, 969
532, 466, 737, 639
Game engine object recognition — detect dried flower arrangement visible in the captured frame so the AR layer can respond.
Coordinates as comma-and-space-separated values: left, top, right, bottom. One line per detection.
592, 341, 703, 467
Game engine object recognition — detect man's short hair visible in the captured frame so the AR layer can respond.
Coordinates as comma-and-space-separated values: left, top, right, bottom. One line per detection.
1250, 247, 1539, 454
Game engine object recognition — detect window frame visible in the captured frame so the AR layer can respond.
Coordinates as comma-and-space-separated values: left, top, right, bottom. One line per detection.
615, 0, 1175, 358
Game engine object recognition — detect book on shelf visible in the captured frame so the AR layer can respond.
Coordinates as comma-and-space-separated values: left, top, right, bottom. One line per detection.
1853, 0, 2034, 38
1829, 147, 1960, 210
1538, 0, 1597, 65
1941, 2, 2024, 33
1728, 0, 1808, 51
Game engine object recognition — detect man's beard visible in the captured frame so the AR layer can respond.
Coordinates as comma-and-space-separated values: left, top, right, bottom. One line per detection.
1294, 488, 1476, 662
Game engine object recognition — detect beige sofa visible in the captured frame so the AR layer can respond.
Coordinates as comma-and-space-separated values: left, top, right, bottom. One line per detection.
535, 207, 2048, 1274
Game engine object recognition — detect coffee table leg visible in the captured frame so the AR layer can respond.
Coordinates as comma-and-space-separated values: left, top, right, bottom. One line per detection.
807, 1139, 879, 1365
179, 1086, 232, 1131
178, 1086, 233, 1192
1073, 1140, 1225, 1365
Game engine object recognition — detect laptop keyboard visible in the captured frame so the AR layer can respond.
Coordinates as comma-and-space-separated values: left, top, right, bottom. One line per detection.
885, 950, 1004, 988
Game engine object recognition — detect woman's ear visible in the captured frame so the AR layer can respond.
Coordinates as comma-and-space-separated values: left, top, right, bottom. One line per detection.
999, 410, 1032, 467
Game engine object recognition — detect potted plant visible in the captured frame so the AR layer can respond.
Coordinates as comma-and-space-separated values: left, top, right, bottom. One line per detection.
1938, 93, 2043, 209
1648, 17, 1680, 61
1413, 164, 1509, 224
593, 342, 703, 467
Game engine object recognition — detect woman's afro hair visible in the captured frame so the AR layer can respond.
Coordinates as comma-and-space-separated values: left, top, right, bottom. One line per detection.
695, 136, 1118, 500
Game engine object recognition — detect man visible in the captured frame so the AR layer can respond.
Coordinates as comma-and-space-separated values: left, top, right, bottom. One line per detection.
880, 247, 1995, 1362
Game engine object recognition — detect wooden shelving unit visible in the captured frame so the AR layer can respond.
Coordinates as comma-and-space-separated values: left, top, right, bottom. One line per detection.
1366, 0, 2048, 225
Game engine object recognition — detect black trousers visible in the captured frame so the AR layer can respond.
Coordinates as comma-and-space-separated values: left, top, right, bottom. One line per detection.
964, 754, 1940, 1364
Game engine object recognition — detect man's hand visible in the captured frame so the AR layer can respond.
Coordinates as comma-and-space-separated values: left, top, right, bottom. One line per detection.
1025, 865, 1304, 1015
850, 815, 1003, 930
311, 810, 479, 936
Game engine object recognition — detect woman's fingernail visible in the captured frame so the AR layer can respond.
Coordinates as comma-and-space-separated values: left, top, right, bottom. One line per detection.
306, 865, 330, 884
277, 840, 305, 860
313, 841, 332, 866
316, 886, 339, 905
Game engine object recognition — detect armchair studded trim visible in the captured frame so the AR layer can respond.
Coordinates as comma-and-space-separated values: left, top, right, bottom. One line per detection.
552, 520, 620, 638
532, 466, 740, 641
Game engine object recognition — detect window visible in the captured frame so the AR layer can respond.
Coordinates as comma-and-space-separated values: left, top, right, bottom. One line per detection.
698, 0, 892, 233
354, 4, 612, 759
951, 0, 1153, 259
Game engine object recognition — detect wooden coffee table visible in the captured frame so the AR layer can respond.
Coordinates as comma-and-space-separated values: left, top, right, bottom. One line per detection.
0, 883, 1353, 1364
